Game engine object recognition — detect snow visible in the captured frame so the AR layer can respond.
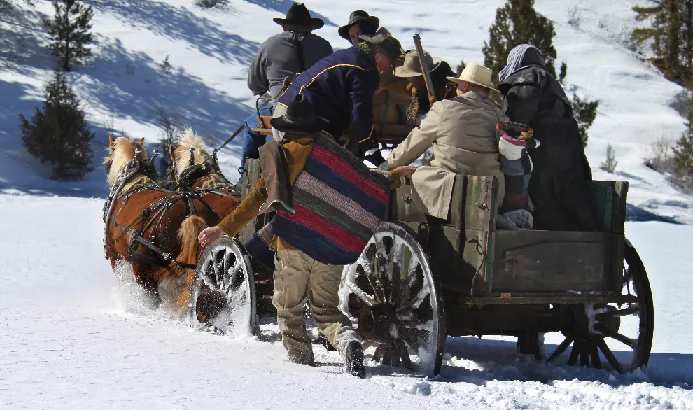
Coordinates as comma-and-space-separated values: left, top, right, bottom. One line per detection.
2, 0, 693, 408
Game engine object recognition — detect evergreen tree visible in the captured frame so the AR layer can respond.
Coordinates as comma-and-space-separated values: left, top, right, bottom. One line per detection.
600, 144, 618, 173
482, 0, 557, 84
673, 95, 693, 178
632, 0, 693, 85
571, 94, 599, 147
43, 0, 93, 71
558, 61, 567, 84
19, 70, 94, 180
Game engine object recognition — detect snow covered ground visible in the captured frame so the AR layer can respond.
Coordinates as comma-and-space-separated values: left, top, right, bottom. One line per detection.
1, 195, 693, 409
2, 0, 693, 408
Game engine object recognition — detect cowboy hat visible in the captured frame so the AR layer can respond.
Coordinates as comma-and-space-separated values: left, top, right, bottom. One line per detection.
447, 62, 498, 91
273, 3, 324, 29
338, 10, 379, 42
358, 33, 403, 63
270, 94, 327, 134
394, 49, 442, 78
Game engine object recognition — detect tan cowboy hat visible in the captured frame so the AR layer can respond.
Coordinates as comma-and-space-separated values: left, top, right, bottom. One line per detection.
447, 62, 497, 91
394, 49, 442, 78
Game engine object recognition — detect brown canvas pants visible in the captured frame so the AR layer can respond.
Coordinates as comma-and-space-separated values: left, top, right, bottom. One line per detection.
273, 249, 360, 364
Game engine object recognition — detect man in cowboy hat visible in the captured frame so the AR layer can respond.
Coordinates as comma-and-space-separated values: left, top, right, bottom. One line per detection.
199, 95, 415, 378
338, 10, 379, 46
240, 2, 333, 178
273, 32, 403, 163
392, 49, 457, 125
385, 62, 508, 219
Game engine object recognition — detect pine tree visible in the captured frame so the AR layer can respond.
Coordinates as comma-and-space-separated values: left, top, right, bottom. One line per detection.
571, 94, 599, 147
482, 0, 557, 84
600, 144, 618, 173
673, 95, 693, 178
632, 0, 693, 85
19, 70, 94, 180
43, 0, 93, 71
558, 62, 567, 84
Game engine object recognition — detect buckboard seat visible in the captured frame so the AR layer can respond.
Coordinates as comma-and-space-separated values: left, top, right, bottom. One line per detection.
390, 175, 628, 297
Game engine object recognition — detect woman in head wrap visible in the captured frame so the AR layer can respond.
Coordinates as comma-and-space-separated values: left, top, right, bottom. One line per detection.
498, 44, 596, 232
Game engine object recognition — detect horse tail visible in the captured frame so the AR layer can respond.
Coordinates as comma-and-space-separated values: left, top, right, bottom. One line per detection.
177, 215, 207, 266
166, 215, 207, 314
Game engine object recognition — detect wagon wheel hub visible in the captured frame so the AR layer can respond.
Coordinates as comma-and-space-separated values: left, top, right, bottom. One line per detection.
359, 303, 399, 343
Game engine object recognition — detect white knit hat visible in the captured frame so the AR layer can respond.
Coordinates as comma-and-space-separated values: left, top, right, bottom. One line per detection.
447, 62, 497, 91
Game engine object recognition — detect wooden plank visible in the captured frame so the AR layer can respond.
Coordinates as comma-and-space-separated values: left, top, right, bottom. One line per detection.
491, 230, 612, 293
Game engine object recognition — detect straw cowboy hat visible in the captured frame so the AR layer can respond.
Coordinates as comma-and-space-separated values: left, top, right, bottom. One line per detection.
447, 62, 498, 91
394, 49, 442, 78
338, 10, 379, 41
273, 3, 324, 29
270, 94, 327, 134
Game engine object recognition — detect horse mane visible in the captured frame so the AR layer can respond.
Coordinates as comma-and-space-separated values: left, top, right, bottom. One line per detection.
105, 136, 149, 187
174, 128, 212, 181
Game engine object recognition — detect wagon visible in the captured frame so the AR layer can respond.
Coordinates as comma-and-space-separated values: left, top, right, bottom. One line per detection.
190, 147, 652, 377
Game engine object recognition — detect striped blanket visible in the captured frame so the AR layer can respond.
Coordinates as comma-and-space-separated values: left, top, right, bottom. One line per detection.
270, 133, 391, 265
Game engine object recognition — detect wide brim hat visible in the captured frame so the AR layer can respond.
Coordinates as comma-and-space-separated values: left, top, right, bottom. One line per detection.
394, 49, 443, 78
358, 33, 403, 63
270, 94, 328, 134
273, 3, 324, 29
338, 10, 379, 41
447, 62, 498, 92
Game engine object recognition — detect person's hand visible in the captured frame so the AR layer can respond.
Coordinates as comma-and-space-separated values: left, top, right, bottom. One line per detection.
198, 226, 224, 249
390, 165, 417, 180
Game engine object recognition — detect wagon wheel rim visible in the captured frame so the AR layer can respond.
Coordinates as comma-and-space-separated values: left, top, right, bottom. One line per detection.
535, 241, 654, 373
340, 222, 446, 376
190, 237, 258, 336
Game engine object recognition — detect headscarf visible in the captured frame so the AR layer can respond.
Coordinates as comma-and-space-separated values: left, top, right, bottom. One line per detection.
498, 44, 544, 83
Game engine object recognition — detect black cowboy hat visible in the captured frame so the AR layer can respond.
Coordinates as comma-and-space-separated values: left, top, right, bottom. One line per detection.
273, 2, 324, 29
338, 10, 379, 42
270, 94, 327, 134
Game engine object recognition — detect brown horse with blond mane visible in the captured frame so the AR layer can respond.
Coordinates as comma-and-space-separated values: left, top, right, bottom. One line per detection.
168, 129, 240, 220
103, 135, 215, 316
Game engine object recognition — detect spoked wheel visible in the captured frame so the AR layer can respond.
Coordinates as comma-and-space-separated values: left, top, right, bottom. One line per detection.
523, 240, 654, 373
340, 222, 445, 376
190, 237, 258, 336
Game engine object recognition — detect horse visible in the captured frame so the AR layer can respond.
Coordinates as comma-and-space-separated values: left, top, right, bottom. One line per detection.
104, 135, 213, 317
168, 128, 241, 221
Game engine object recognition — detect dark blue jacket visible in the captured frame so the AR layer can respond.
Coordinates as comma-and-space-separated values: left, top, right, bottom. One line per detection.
277, 46, 380, 146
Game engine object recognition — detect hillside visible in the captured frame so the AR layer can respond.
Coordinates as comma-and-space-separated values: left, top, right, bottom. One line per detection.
0, 0, 692, 221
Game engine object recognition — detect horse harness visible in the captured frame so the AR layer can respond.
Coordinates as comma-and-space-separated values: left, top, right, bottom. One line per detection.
102, 156, 224, 270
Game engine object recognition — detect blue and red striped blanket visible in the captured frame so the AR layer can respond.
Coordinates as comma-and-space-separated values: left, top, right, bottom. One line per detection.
268, 134, 390, 265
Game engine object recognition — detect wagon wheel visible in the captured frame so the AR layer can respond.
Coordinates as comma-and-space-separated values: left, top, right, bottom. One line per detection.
190, 237, 258, 336
519, 240, 654, 373
339, 222, 446, 376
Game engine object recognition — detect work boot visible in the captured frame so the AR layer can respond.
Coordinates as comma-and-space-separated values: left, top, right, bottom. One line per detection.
287, 349, 316, 367
344, 341, 366, 379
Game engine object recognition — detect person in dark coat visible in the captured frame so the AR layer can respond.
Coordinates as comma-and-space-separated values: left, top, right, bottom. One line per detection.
498, 44, 596, 231
273, 33, 403, 160
338, 10, 379, 46
239, 2, 333, 180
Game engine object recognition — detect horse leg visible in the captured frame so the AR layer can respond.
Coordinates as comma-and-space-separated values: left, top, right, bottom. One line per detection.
131, 261, 163, 310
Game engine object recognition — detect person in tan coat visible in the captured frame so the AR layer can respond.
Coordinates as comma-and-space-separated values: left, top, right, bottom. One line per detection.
385, 62, 507, 219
